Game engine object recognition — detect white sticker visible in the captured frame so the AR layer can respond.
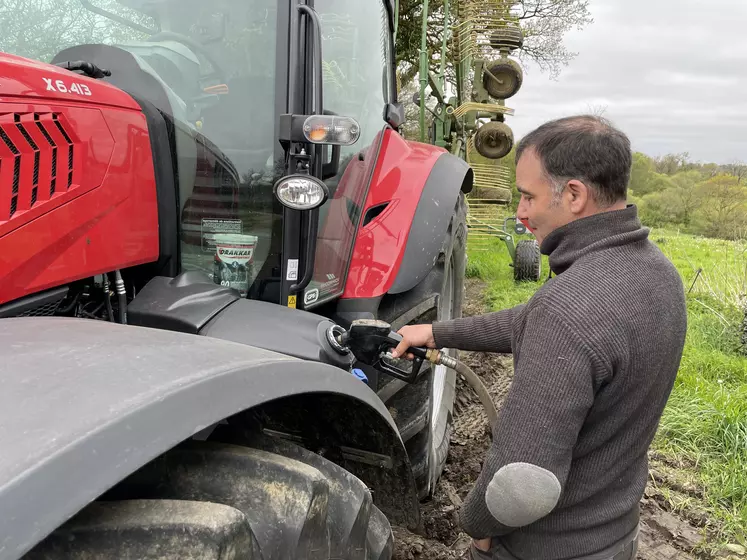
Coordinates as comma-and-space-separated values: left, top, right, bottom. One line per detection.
43, 77, 92, 96
287, 259, 299, 281
304, 288, 319, 305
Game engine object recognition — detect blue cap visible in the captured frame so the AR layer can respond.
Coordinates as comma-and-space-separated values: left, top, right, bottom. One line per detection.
352, 368, 368, 384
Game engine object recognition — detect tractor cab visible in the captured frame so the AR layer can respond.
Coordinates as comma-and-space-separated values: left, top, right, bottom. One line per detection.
4, 0, 397, 311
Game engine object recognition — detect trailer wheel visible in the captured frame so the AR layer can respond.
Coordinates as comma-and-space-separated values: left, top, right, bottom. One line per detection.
482, 58, 523, 100
514, 239, 541, 282
473, 121, 514, 160
23, 437, 393, 560
377, 193, 467, 499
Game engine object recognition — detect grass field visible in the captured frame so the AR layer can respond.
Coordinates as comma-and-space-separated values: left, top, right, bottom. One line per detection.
466, 225, 747, 547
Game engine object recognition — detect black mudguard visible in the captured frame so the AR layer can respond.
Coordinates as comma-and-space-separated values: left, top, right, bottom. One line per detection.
387, 152, 473, 295
0, 318, 419, 560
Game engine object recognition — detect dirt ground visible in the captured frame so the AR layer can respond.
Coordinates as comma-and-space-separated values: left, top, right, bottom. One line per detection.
392, 278, 708, 560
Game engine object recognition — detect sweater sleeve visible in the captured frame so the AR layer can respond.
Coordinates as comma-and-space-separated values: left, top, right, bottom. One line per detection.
431, 304, 524, 353
457, 307, 602, 539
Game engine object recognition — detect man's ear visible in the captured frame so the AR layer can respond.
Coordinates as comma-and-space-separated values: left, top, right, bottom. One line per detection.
565, 179, 591, 214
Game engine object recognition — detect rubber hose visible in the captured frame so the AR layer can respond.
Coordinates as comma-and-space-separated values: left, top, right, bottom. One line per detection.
114, 270, 127, 325
453, 359, 499, 429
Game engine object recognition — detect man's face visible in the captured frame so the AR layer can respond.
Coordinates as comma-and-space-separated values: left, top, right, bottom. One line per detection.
515, 149, 575, 245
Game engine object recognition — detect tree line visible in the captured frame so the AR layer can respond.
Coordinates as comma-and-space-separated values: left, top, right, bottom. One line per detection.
627, 152, 747, 240
495, 149, 747, 241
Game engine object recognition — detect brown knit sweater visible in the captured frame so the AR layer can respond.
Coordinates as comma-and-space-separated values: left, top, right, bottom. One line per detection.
432, 205, 687, 559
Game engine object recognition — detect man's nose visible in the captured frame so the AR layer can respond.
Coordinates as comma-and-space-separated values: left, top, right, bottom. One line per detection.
516, 199, 528, 220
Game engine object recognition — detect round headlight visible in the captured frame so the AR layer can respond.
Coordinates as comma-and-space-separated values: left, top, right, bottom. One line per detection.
273, 174, 329, 211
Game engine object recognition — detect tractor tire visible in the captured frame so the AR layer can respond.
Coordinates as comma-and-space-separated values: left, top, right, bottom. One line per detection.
473, 121, 514, 160
482, 58, 523, 100
377, 193, 467, 499
23, 436, 393, 560
514, 239, 541, 282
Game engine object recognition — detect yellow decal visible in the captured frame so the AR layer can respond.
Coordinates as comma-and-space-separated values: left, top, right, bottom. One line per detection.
287, 295, 297, 308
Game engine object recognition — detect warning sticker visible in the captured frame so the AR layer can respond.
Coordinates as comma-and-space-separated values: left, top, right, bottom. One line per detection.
287, 259, 299, 281
287, 295, 297, 308
201, 219, 242, 252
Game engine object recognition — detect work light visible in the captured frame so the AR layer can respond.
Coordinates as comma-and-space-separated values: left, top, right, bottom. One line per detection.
273, 174, 329, 211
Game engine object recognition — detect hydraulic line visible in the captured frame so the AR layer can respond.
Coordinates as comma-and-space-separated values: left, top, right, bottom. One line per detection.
114, 270, 127, 325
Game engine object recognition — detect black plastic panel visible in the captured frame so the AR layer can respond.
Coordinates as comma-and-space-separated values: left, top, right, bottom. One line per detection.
200, 298, 354, 370
128, 272, 353, 370
127, 272, 240, 334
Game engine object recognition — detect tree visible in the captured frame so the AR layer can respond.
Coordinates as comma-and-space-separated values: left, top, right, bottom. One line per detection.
628, 152, 656, 195
395, 0, 593, 87
0, 0, 152, 63
515, 0, 593, 77
629, 152, 673, 196
638, 189, 686, 227
669, 171, 701, 227
653, 152, 691, 176
693, 174, 747, 239
721, 161, 747, 184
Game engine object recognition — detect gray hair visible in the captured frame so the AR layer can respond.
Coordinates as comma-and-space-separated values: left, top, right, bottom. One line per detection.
515, 115, 632, 207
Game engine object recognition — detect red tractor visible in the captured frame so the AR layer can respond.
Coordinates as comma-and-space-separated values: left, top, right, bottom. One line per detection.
0, 1, 473, 558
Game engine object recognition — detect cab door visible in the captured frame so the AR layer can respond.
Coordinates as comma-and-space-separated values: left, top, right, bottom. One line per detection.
300, 0, 396, 310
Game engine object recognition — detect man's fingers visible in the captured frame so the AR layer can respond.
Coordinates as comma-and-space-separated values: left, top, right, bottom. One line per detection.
391, 339, 410, 359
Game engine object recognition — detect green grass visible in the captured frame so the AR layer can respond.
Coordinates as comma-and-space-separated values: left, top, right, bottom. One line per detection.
467, 226, 747, 547
467, 236, 550, 309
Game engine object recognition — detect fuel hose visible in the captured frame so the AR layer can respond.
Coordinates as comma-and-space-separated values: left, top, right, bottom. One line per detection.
425, 349, 499, 429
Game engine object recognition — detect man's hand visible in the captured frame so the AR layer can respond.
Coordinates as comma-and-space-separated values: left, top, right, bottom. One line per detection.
390, 324, 436, 359
464, 538, 492, 559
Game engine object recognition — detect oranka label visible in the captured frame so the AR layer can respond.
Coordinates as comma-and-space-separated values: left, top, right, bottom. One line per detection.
213, 234, 258, 296
217, 245, 254, 260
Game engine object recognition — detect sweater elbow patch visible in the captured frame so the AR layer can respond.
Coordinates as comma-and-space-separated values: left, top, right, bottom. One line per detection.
484, 463, 562, 527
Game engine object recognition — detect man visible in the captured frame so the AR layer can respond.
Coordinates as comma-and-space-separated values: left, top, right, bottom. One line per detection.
392, 115, 687, 560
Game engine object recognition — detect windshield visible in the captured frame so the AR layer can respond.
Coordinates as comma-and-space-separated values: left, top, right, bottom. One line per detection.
1, 0, 392, 307
1, 0, 283, 299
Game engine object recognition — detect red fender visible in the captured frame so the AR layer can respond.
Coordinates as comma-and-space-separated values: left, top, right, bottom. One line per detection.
341, 129, 448, 300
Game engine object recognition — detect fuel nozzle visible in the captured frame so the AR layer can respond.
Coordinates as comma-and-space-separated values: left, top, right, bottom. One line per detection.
331, 319, 428, 383
327, 320, 499, 429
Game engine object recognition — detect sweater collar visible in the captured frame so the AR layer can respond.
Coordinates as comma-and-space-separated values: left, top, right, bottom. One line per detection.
540, 204, 649, 275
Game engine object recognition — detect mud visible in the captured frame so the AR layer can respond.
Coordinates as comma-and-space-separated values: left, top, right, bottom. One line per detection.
392, 279, 706, 560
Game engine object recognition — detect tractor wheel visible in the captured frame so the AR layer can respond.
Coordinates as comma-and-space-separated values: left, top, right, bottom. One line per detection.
514, 239, 542, 282
482, 58, 523, 100
474, 121, 514, 160
377, 193, 467, 499
23, 436, 393, 560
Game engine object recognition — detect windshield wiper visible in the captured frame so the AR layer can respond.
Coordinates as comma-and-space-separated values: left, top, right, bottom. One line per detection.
79, 0, 158, 35
55, 60, 112, 79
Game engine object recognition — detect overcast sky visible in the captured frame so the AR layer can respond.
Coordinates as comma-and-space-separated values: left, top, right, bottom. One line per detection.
508, 0, 747, 165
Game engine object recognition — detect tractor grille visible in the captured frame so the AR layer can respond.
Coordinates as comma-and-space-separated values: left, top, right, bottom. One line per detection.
0, 112, 78, 221
17, 298, 63, 317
